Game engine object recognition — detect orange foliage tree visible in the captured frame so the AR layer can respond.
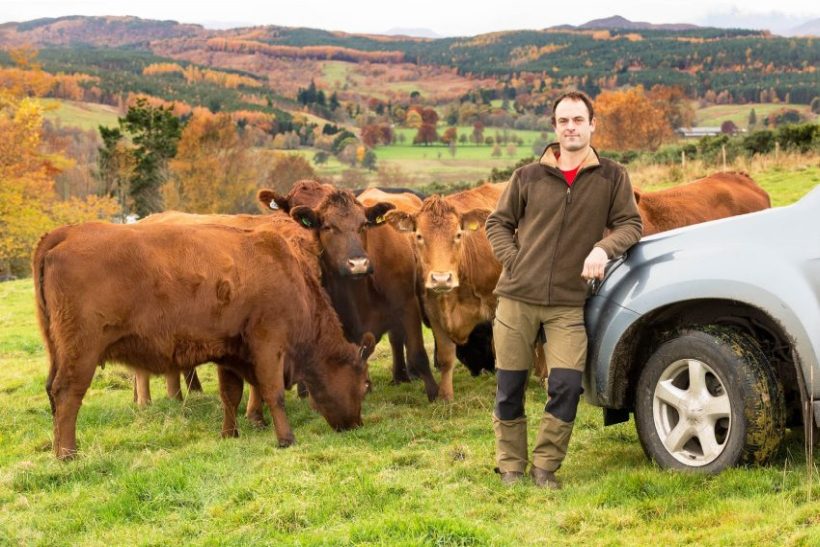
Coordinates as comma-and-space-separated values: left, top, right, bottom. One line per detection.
593, 86, 673, 151
0, 47, 118, 276
166, 110, 259, 214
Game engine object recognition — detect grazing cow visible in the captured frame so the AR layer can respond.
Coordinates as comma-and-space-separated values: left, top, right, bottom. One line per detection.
33, 221, 374, 459
384, 182, 515, 401
134, 210, 316, 426
636, 171, 771, 235
260, 181, 440, 401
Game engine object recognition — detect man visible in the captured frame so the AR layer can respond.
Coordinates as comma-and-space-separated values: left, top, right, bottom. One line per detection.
485, 90, 642, 488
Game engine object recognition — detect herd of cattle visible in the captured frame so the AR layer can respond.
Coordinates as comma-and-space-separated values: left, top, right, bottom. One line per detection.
32, 171, 771, 459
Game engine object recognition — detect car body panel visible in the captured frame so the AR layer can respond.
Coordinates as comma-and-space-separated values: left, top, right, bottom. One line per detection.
585, 185, 820, 410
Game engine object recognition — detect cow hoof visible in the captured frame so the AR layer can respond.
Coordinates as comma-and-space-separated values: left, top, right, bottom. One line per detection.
438, 393, 454, 403
246, 413, 268, 429
278, 437, 295, 448
56, 448, 78, 461
221, 429, 239, 439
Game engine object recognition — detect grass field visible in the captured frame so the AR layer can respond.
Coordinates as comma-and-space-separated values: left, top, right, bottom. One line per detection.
1, 164, 820, 544
41, 99, 121, 132
694, 103, 815, 129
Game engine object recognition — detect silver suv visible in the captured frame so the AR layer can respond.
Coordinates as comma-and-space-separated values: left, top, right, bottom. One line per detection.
585, 186, 820, 472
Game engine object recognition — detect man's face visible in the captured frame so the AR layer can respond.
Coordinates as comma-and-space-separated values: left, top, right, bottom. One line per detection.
554, 99, 595, 152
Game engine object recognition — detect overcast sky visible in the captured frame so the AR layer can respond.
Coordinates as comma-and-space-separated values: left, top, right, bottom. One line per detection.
1, 0, 817, 36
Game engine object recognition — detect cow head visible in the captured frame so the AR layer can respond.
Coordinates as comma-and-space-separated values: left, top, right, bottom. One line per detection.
277, 185, 393, 278
305, 333, 376, 431
386, 196, 490, 293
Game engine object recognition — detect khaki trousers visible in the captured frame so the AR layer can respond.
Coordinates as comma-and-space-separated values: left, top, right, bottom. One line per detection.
492, 297, 586, 473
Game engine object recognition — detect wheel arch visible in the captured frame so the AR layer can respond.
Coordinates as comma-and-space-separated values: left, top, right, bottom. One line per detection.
606, 298, 805, 427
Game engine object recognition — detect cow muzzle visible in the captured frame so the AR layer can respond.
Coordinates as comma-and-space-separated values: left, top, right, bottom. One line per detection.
346, 257, 372, 276
427, 271, 458, 292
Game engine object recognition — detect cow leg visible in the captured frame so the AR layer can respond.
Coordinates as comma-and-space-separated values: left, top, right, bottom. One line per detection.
184, 369, 203, 393
402, 310, 438, 402
388, 329, 412, 384
431, 320, 457, 402
49, 355, 97, 459
253, 347, 294, 448
217, 366, 244, 438
133, 369, 152, 407
165, 372, 183, 401
245, 384, 268, 428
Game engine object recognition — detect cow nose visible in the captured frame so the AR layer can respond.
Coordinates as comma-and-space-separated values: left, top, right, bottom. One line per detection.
348, 257, 370, 275
428, 271, 457, 291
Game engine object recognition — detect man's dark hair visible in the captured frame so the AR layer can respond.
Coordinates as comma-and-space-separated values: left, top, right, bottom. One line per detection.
551, 91, 594, 127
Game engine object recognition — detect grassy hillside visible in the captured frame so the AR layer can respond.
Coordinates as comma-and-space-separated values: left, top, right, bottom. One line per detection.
1, 165, 819, 544
41, 98, 121, 132
695, 103, 816, 129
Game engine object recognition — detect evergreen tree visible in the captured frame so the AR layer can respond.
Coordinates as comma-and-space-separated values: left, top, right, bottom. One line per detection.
748, 108, 757, 128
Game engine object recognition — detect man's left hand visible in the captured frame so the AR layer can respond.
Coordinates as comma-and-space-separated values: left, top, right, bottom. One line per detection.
582, 247, 609, 281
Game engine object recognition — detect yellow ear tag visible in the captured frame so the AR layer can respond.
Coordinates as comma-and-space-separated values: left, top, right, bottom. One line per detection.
467, 221, 479, 231
375, 215, 385, 224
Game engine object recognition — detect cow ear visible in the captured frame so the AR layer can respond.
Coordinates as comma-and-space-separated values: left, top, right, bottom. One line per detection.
359, 332, 376, 361
365, 202, 396, 227
290, 206, 320, 230
460, 208, 491, 232
633, 189, 642, 205
384, 210, 415, 232
258, 188, 290, 213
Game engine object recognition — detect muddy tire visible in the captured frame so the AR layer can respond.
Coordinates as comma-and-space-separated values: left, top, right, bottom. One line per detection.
635, 326, 785, 473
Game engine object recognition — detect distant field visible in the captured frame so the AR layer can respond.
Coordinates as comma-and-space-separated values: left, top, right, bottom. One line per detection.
694, 103, 815, 128
41, 99, 121, 132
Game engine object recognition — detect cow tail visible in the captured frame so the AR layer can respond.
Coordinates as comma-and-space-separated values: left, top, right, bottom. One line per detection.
32, 227, 69, 412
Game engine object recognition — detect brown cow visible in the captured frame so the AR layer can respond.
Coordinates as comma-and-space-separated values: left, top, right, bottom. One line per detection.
636, 171, 771, 235
384, 182, 512, 401
260, 181, 440, 401
132, 210, 317, 418
33, 221, 374, 459
357, 188, 424, 213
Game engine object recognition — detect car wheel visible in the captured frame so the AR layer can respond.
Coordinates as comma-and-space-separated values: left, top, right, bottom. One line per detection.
635, 327, 785, 472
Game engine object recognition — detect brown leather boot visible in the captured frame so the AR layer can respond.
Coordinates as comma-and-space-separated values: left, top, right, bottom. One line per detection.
530, 467, 562, 490
495, 468, 524, 486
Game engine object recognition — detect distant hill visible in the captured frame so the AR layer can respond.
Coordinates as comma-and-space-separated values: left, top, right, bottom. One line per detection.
785, 18, 820, 36
1, 14, 817, 110
0, 15, 207, 47
573, 15, 700, 31
383, 27, 441, 39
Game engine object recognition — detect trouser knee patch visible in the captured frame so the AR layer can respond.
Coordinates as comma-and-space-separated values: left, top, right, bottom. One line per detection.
545, 368, 583, 423
495, 369, 528, 420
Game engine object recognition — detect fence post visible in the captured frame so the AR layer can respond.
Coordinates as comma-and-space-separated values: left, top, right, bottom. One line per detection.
681, 150, 686, 168
722, 144, 727, 171
775, 141, 780, 161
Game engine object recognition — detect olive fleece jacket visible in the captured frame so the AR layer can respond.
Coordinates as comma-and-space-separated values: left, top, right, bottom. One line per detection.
486, 143, 642, 307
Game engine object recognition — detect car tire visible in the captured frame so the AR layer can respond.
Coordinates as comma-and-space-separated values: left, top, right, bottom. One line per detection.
634, 326, 785, 472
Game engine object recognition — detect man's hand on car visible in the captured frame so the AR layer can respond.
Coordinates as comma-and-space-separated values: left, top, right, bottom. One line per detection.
582, 246, 608, 281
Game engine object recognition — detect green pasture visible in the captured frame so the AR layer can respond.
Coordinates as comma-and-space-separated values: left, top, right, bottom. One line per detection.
1, 172, 820, 544
694, 103, 815, 129
41, 99, 121, 132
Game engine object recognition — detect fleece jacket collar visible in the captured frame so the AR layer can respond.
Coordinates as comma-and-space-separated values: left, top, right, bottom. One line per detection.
538, 142, 601, 172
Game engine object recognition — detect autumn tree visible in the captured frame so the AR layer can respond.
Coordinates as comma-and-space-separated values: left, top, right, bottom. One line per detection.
593, 86, 673, 151
165, 111, 258, 214
1, 48, 117, 276
647, 85, 695, 129
266, 153, 317, 195
440, 127, 458, 145
413, 123, 438, 146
